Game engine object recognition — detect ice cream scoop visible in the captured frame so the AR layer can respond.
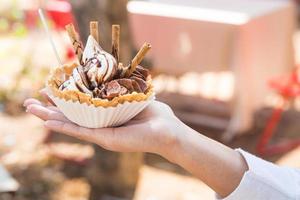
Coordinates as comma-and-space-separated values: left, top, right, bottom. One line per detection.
82, 35, 117, 87
59, 66, 93, 96
72, 66, 93, 95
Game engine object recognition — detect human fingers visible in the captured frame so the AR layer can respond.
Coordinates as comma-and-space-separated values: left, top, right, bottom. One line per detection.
26, 104, 69, 122
23, 98, 43, 107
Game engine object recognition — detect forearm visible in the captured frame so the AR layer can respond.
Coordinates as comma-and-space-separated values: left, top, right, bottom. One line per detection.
160, 120, 248, 198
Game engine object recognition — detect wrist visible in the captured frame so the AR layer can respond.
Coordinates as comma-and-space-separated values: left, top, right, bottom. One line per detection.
156, 117, 190, 163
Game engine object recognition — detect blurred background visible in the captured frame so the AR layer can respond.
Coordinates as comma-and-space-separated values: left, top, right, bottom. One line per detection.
0, 0, 300, 199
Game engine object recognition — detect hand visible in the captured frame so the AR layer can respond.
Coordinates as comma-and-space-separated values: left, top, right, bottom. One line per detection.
23, 90, 182, 156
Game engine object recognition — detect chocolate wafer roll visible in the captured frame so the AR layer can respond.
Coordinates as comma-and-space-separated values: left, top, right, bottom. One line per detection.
90, 21, 99, 43
112, 24, 120, 62
125, 42, 151, 77
65, 23, 84, 63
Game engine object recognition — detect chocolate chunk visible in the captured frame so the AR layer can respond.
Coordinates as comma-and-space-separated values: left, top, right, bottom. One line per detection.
131, 71, 145, 80
117, 79, 134, 92
131, 77, 148, 93
135, 65, 149, 79
131, 79, 142, 93
119, 86, 128, 95
105, 80, 122, 99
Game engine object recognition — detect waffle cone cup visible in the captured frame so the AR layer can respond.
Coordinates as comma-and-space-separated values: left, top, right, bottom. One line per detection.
46, 63, 155, 128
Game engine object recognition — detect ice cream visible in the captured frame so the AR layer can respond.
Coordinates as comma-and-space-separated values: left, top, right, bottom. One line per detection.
58, 23, 151, 100
82, 35, 117, 87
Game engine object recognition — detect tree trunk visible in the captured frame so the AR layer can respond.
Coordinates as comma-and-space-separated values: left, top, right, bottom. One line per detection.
69, 1, 143, 198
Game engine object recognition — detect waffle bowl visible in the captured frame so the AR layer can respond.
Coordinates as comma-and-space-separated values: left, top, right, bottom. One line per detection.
44, 21, 154, 128
46, 63, 154, 128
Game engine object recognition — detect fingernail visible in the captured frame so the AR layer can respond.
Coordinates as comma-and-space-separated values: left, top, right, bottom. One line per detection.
26, 106, 31, 112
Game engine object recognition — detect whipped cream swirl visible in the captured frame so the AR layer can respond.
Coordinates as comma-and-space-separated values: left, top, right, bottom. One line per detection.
82, 35, 117, 87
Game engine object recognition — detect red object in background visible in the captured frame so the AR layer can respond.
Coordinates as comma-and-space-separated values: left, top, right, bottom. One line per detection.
46, 0, 77, 61
45, 0, 76, 30
25, 0, 76, 30
24, 0, 77, 61
257, 68, 300, 156
66, 46, 75, 60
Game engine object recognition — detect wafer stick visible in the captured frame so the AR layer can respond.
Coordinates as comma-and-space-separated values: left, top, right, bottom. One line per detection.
65, 23, 84, 63
125, 42, 151, 77
90, 21, 99, 43
112, 24, 120, 62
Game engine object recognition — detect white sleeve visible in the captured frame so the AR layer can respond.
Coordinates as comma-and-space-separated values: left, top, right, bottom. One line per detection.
216, 148, 300, 200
